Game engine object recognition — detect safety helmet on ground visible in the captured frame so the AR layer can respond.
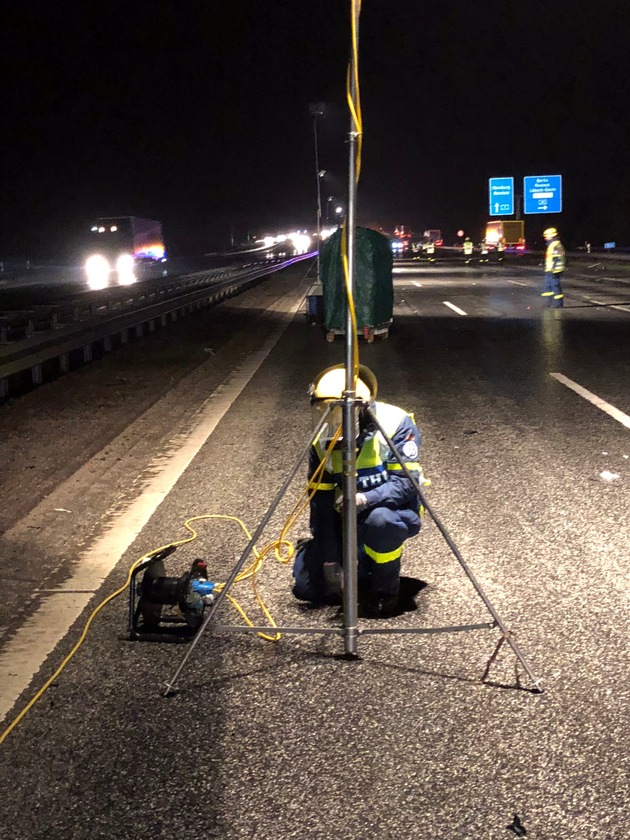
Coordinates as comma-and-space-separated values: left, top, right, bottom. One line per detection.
543, 227, 559, 241
309, 364, 378, 403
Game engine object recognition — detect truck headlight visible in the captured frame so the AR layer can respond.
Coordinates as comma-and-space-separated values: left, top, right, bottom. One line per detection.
116, 253, 136, 285
85, 254, 111, 290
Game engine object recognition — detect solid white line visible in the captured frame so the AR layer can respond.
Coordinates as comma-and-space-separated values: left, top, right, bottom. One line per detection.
550, 373, 630, 429
0, 295, 302, 721
443, 301, 467, 316
508, 280, 528, 286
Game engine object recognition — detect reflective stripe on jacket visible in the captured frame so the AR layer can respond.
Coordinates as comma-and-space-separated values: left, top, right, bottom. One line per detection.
545, 239, 566, 273
309, 402, 426, 508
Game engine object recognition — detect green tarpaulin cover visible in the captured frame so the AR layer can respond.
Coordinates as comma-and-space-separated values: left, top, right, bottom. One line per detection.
319, 227, 393, 331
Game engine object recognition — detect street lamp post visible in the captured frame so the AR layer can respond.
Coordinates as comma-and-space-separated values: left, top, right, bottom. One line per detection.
309, 103, 325, 282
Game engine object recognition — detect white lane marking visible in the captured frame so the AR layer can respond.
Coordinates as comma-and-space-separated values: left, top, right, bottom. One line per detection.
0, 295, 302, 721
508, 280, 528, 286
443, 301, 467, 316
413, 281, 422, 287
550, 373, 630, 429
582, 297, 630, 313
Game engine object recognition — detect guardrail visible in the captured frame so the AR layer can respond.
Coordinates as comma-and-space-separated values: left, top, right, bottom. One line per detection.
0, 255, 311, 401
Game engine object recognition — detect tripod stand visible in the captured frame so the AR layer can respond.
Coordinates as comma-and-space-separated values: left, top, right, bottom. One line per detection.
161, 0, 542, 694
161, 398, 543, 696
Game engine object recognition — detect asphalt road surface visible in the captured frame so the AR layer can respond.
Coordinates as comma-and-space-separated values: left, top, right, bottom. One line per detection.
0, 257, 628, 839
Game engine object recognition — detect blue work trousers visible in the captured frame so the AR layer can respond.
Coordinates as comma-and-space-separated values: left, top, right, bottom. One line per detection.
292, 506, 420, 603
542, 272, 564, 307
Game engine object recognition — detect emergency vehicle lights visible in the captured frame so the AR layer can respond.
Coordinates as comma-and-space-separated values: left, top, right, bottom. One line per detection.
134, 244, 166, 260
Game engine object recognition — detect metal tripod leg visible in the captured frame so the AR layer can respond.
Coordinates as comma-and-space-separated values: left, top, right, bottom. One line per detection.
366, 405, 543, 693
161, 405, 335, 696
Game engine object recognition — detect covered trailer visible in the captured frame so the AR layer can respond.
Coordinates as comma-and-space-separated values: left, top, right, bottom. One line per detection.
309, 226, 393, 343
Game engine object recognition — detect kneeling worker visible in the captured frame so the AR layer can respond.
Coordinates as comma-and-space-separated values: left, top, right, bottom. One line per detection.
293, 364, 426, 617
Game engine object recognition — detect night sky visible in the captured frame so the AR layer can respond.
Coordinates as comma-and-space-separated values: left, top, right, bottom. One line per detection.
2, 1, 630, 258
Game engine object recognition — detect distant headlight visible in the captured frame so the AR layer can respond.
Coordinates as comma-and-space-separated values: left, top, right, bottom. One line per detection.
85, 254, 110, 290
116, 253, 136, 285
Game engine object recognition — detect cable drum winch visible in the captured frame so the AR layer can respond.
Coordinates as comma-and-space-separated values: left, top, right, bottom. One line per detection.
128, 546, 216, 642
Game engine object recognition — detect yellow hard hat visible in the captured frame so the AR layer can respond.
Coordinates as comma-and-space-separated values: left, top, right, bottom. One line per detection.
543, 227, 558, 240
310, 364, 378, 403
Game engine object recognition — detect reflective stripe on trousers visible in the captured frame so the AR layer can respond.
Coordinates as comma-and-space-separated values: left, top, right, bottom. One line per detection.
542, 271, 564, 306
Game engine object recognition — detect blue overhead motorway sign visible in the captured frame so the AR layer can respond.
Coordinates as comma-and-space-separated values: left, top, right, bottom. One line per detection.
523, 175, 562, 214
489, 177, 514, 217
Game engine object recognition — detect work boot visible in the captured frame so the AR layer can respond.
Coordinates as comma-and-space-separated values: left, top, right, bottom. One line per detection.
362, 592, 399, 618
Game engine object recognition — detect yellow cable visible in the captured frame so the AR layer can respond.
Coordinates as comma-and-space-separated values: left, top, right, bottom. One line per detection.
0, 530, 203, 746
2, 0, 367, 746
341, 0, 363, 384
0, 553, 143, 745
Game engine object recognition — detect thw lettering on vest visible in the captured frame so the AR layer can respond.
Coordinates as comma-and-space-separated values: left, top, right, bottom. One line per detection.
357, 472, 388, 491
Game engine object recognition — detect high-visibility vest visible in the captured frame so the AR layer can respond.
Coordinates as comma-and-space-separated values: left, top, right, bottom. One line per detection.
311, 402, 424, 495
545, 239, 566, 273
463, 240, 473, 255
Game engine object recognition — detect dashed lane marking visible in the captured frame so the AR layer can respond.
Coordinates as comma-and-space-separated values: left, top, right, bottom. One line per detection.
550, 373, 630, 429
443, 301, 467, 316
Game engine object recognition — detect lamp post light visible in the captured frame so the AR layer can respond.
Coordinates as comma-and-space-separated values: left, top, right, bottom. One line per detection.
326, 196, 345, 224
309, 102, 326, 282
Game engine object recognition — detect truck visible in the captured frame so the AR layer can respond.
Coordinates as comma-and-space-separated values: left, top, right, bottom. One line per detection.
423, 229, 442, 245
484, 220, 525, 252
84, 216, 167, 289
411, 229, 442, 254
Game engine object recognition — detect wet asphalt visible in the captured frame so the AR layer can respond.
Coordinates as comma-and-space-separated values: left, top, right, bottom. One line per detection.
0, 258, 628, 839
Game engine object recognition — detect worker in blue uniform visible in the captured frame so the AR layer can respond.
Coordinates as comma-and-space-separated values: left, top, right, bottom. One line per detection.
541, 226, 566, 308
292, 364, 427, 617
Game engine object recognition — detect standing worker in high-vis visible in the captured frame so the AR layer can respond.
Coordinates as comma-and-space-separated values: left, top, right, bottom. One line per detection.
292, 364, 427, 617
542, 226, 566, 308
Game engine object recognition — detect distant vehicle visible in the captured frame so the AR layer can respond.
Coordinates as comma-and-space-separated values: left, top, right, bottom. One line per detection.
423, 229, 443, 246
414, 229, 443, 253
84, 216, 167, 289
392, 225, 413, 253
484, 220, 525, 252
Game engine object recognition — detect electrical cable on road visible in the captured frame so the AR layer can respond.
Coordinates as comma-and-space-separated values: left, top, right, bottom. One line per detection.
1, 0, 542, 737
0, 424, 346, 744
161, 0, 543, 694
